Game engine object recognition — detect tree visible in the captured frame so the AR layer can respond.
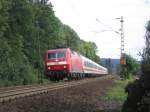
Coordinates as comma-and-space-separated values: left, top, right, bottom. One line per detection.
62, 25, 80, 50
0, 0, 38, 85
122, 21, 150, 112
141, 21, 150, 74
77, 40, 101, 64
125, 54, 140, 77
0, 0, 102, 85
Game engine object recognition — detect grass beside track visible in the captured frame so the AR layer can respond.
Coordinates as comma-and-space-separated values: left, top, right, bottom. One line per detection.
97, 79, 134, 112
99, 79, 133, 103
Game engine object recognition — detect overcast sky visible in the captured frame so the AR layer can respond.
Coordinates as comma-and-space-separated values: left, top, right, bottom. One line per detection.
50, 0, 150, 60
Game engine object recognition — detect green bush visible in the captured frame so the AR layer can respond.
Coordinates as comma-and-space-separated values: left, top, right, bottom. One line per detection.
100, 80, 133, 103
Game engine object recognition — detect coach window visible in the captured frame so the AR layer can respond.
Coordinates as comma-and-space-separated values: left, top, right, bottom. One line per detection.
88, 62, 90, 67
86, 61, 87, 66
87, 62, 89, 67
89, 62, 91, 67
91, 63, 93, 68
90, 63, 92, 68
85, 61, 87, 66
92, 64, 94, 68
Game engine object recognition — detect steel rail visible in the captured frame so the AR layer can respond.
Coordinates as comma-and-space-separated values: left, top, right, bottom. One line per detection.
0, 82, 64, 94
0, 75, 114, 103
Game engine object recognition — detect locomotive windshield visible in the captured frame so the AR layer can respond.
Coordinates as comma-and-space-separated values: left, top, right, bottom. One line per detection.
48, 51, 66, 60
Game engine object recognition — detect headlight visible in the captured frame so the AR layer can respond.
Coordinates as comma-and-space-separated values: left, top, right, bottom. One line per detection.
48, 67, 51, 70
64, 65, 66, 68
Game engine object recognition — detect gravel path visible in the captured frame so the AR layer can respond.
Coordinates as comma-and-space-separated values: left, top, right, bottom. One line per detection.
0, 77, 121, 112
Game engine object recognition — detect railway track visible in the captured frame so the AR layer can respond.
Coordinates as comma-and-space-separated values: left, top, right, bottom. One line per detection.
0, 75, 114, 103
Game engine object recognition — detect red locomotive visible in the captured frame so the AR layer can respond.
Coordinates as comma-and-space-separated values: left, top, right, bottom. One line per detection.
44, 48, 108, 80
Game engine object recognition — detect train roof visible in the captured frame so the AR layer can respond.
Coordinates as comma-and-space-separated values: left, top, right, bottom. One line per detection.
47, 48, 69, 52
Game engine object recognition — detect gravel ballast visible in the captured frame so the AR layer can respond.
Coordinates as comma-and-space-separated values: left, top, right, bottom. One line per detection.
0, 77, 121, 112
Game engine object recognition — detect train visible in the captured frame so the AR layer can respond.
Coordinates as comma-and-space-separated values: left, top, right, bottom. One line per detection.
44, 48, 108, 80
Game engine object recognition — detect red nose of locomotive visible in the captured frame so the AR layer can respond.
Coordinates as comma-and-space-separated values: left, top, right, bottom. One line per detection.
46, 60, 68, 71
45, 50, 68, 72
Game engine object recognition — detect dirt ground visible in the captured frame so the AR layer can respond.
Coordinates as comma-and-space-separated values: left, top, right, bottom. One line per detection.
0, 77, 121, 112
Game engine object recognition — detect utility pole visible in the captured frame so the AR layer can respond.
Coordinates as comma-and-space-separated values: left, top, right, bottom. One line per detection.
120, 16, 124, 57
116, 16, 126, 79
96, 17, 126, 77
116, 16, 126, 65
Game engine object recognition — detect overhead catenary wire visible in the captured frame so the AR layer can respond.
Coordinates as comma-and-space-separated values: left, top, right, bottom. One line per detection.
91, 29, 113, 33
95, 18, 120, 34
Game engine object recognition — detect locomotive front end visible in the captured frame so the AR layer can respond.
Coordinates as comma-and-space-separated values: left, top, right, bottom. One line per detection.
44, 49, 69, 80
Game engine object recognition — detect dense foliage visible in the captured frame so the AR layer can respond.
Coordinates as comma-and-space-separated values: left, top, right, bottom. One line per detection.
122, 21, 150, 112
0, 0, 100, 86
120, 54, 140, 79
141, 21, 150, 74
